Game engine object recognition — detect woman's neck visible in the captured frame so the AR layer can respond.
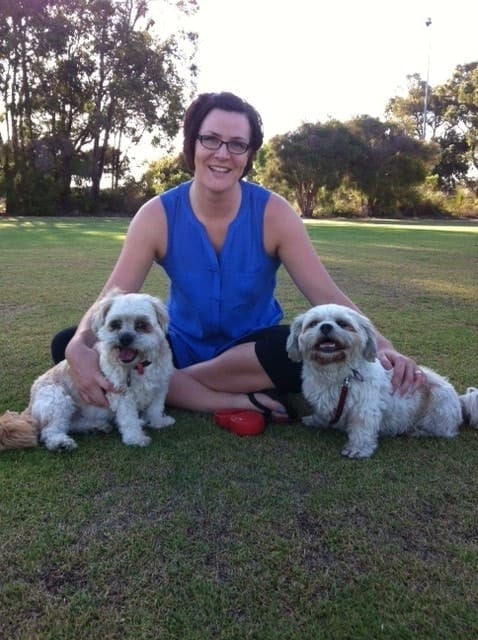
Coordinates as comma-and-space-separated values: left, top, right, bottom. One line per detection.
189, 179, 242, 222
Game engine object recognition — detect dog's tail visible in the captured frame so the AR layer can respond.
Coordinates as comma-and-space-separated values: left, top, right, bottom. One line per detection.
0, 410, 39, 451
459, 387, 478, 429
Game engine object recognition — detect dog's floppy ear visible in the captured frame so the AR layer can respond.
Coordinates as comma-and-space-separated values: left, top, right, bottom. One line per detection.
286, 313, 305, 362
358, 313, 378, 362
149, 295, 169, 333
91, 288, 122, 336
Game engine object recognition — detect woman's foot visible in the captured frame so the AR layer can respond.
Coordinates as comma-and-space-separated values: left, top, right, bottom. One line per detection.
213, 390, 286, 418
246, 390, 298, 423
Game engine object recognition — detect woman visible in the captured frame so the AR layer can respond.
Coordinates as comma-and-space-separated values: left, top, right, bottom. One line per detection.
56, 92, 423, 420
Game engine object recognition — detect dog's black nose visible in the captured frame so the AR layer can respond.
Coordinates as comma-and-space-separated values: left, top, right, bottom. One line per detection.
320, 323, 333, 335
119, 332, 135, 347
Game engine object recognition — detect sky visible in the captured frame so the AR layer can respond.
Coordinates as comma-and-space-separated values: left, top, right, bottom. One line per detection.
135, 0, 478, 170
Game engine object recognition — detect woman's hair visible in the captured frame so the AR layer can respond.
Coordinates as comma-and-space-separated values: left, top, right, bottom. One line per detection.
182, 92, 264, 178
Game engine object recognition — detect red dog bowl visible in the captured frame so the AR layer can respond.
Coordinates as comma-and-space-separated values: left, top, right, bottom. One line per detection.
214, 410, 265, 436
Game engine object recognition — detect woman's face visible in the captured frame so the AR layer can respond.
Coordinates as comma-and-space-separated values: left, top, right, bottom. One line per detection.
194, 108, 251, 191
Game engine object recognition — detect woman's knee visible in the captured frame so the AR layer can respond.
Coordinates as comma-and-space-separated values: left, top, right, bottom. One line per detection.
51, 327, 77, 364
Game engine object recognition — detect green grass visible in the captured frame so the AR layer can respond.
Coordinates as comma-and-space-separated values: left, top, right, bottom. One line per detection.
1, 217, 477, 639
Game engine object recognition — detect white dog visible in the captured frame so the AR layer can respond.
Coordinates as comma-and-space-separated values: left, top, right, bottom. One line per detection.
0, 290, 174, 452
286, 304, 477, 459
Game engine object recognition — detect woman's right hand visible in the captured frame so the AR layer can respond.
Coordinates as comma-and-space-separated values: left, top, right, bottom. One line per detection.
65, 338, 115, 407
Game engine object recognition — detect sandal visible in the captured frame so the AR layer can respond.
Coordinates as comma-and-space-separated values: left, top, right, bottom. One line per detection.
247, 389, 298, 424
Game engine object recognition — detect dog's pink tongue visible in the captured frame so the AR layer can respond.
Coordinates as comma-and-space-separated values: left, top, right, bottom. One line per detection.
119, 347, 137, 363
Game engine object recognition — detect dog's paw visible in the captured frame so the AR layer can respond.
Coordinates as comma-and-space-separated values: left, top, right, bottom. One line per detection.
121, 432, 152, 447
341, 442, 376, 459
148, 415, 175, 430
302, 414, 327, 428
41, 433, 78, 452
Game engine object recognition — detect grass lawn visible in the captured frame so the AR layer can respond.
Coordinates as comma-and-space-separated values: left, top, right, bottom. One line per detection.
0, 216, 477, 639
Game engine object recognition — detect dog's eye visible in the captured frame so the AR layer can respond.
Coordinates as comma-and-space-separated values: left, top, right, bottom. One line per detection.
109, 320, 121, 331
337, 319, 354, 331
304, 320, 319, 330
135, 319, 151, 332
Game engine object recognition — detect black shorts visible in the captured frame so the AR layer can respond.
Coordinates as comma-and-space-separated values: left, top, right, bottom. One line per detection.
51, 324, 302, 394
231, 325, 302, 394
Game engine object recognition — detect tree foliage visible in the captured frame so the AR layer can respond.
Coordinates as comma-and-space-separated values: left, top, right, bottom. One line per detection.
439, 62, 478, 176
252, 142, 294, 203
268, 122, 360, 217
345, 116, 438, 215
139, 153, 190, 196
262, 118, 436, 217
386, 73, 444, 140
386, 62, 478, 193
0, 0, 197, 213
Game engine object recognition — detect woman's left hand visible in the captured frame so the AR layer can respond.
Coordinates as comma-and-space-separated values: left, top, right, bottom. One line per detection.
377, 348, 425, 395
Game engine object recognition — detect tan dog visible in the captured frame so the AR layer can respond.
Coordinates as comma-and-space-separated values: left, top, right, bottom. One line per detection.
286, 304, 477, 458
0, 290, 174, 452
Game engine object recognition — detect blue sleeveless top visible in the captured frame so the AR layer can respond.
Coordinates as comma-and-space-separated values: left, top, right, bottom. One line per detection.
158, 180, 283, 368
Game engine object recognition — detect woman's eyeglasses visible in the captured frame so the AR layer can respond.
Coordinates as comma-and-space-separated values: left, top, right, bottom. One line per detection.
197, 134, 250, 155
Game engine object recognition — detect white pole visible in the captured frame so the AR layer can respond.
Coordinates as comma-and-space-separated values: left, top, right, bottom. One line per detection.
423, 17, 432, 140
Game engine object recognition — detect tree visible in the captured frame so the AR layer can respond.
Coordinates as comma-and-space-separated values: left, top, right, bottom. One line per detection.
252, 142, 294, 203
386, 73, 444, 140
140, 154, 190, 196
438, 62, 478, 180
0, 0, 50, 211
386, 63, 478, 192
0, 0, 197, 213
269, 121, 360, 217
433, 129, 470, 192
346, 116, 438, 215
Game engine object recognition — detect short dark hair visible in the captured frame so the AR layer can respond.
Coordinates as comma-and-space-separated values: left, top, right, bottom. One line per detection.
182, 92, 264, 178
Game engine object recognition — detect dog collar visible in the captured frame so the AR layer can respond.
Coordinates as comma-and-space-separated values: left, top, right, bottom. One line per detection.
329, 368, 363, 424
126, 360, 152, 386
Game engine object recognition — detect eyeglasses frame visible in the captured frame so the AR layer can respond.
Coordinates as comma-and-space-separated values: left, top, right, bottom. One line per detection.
196, 134, 250, 155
